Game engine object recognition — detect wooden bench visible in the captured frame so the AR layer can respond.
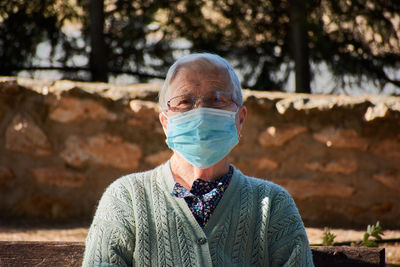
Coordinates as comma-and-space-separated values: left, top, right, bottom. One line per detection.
311, 246, 385, 267
0, 241, 84, 267
0, 241, 385, 266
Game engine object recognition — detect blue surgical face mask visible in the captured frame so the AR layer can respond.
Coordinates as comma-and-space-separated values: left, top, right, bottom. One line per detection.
164, 107, 239, 169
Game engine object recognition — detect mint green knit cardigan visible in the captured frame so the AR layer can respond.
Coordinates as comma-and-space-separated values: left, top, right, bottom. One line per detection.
82, 162, 314, 266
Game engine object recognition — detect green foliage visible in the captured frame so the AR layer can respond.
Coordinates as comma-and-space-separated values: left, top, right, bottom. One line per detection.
361, 221, 384, 247
0, 0, 66, 73
322, 222, 384, 247
164, 0, 400, 92
322, 227, 336, 246
1, 0, 400, 93
81, 0, 174, 79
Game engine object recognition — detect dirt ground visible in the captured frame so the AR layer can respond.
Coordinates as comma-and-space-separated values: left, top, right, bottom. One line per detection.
0, 225, 399, 265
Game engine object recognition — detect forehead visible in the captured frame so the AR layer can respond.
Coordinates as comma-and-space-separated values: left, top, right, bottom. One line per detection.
168, 62, 233, 98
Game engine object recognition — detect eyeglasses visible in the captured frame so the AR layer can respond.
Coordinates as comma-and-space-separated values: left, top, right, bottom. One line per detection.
167, 91, 239, 112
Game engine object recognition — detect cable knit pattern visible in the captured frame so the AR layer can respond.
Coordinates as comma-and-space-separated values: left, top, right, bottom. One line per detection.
209, 212, 231, 266
232, 180, 251, 265
251, 184, 270, 266
82, 162, 314, 267
175, 215, 197, 267
131, 176, 151, 266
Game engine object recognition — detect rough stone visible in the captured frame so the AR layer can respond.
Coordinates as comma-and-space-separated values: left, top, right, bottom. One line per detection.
2, 77, 400, 227
49, 96, 117, 123
5, 114, 52, 155
258, 125, 307, 147
61, 134, 143, 170
32, 167, 86, 188
313, 127, 369, 151
346, 205, 368, 217
42, 79, 161, 101
129, 100, 160, 114
274, 179, 355, 200
346, 202, 393, 217
0, 104, 6, 124
363, 103, 389, 121
129, 100, 160, 129
15, 194, 72, 219
370, 202, 393, 214
86, 134, 142, 170
373, 171, 400, 191
145, 150, 172, 166
0, 166, 14, 183
253, 157, 279, 170
305, 158, 358, 175
127, 118, 145, 127
60, 136, 91, 169
372, 139, 400, 158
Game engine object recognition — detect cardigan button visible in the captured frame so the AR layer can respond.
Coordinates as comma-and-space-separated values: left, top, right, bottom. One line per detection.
197, 238, 207, 245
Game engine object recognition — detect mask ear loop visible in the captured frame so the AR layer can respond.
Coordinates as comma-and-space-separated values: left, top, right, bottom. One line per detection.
161, 112, 169, 144
235, 105, 243, 141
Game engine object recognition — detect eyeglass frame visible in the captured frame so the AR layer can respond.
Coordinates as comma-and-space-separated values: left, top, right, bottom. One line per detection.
165, 90, 241, 113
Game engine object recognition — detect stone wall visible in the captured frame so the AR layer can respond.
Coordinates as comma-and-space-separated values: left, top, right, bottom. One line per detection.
1, 77, 399, 228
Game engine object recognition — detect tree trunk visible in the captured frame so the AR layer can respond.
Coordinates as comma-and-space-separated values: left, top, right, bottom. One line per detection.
89, 0, 108, 82
289, 0, 311, 93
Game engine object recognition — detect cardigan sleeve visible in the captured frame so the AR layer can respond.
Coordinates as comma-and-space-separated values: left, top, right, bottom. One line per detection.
267, 185, 314, 267
82, 179, 136, 267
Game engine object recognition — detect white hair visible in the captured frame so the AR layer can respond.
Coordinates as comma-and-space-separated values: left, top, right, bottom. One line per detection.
158, 53, 243, 111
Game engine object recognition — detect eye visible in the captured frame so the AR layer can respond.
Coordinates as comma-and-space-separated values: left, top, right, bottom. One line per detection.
204, 91, 232, 107
168, 95, 196, 112
177, 99, 192, 106
217, 95, 230, 103
210, 95, 221, 102
213, 95, 230, 105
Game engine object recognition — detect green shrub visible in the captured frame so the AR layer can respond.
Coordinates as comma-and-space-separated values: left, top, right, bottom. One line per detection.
361, 221, 384, 247
322, 227, 336, 246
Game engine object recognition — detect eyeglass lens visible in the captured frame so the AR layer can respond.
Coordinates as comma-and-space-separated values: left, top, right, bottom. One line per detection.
167, 91, 234, 112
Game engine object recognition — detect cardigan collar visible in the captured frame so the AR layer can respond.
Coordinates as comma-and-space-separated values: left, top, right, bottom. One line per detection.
162, 160, 238, 194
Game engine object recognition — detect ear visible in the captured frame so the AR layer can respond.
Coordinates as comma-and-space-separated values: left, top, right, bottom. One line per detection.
236, 105, 247, 133
159, 112, 169, 135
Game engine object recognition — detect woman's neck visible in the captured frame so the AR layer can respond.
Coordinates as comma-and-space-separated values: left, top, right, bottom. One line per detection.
170, 152, 230, 190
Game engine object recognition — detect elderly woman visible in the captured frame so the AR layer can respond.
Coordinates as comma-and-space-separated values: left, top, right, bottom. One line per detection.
83, 53, 314, 266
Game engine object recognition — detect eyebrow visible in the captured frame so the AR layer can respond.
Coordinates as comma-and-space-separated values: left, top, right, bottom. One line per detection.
169, 77, 233, 97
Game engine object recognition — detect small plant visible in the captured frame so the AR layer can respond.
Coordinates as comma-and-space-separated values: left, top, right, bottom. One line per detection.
361, 221, 384, 247
322, 227, 336, 246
